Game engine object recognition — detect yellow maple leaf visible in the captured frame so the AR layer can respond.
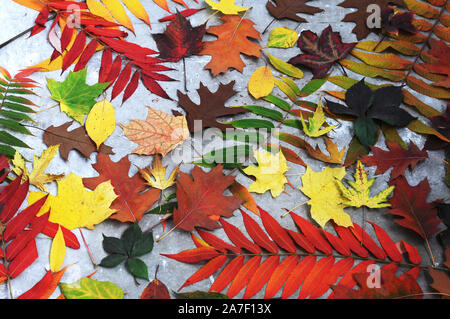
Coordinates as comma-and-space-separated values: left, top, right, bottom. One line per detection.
243, 150, 290, 198
301, 101, 335, 137
300, 165, 352, 228
139, 155, 180, 190
120, 106, 190, 157
12, 145, 65, 193
28, 173, 118, 230
335, 160, 395, 209
205, 0, 249, 14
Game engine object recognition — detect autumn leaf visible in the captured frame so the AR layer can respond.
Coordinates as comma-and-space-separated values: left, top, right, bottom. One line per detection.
49, 225, 66, 273
301, 101, 335, 137
325, 79, 415, 148
139, 155, 180, 191
248, 66, 274, 99
266, 0, 323, 23
173, 81, 248, 133
85, 99, 116, 149
28, 173, 117, 230
83, 153, 161, 223
173, 165, 242, 232
43, 121, 114, 161
12, 145, 64, 192
199, 15, 262, 76
361, 141, 428, 179
152, 11, 206, 62
60, 277, 124, 299
416, 38, 450, 89
288, 26, 356, 79
205, 0, 248, 14
17, 267, 69, 299
267, 27, 298, 48
428, 267, 450, 299
120, 106, 190, 157
140, 266, 171, 299
243, 150, 290, 198
305, 137, 346, 164
335, 160, 395, 209
300, 165, 352, 228
381, 6, 417, 35
47, 68, 109, 123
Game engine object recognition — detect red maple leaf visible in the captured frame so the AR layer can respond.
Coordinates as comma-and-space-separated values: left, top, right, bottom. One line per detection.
83, 153, 161, 223
173, 165, 242, 232
361, 141, 428, 179
288, 25, 356, 79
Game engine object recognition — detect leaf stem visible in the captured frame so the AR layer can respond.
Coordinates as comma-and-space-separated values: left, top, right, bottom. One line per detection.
79, 228, 97, 268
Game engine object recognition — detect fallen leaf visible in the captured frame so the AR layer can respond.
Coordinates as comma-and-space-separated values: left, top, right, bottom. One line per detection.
47, 68, 109, 123
60, 277, 124, 299
17, 266, 69, 299
12, 145, 64, 192
267, 27, 298, 48
381, 6, 416, 35
120, 106, 190, 157
140, 266, 171, 299
305, 137, 346, 164
85, 99, 116, 149
288, 25, 356, 79
139, 155, 180, 191
28, 173, 117, 230
335, 160, 395, 209
49, 225, 66, 273
301, 101, 335, 137
266, 0, 323, 23
243, 150, 290, 198
300, 165, 352, 228
205, 0, 248, 14
248, 66, 274, 99
83, 153, 161, 223
428, 267, 450, 299
417, 38, 450, 89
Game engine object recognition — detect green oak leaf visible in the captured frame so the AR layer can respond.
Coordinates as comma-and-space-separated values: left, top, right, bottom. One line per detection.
47, 68, 108, 123
60, 277, 124, 299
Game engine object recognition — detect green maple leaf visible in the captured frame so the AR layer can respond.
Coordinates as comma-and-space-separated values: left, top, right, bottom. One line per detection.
335, 160, 394, 209
301, 101, 335, 137
47, 68, 109, 123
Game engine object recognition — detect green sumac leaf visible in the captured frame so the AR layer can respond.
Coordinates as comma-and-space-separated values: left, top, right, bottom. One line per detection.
203, 145, 251, 164
60, 277, 124, 299
230, 119, 275, 129
264, 94, 291, 111
0, 131, 30, 148
99, 254, 127, 268
299, 77, 328, 97
0, 144, 17, 158
0, 110, 34, 122
240, 105, 283, 121
2, 102, 35, 113
267, 52, 303, 78
0, 119, 32, 135
126, 257, 149, 280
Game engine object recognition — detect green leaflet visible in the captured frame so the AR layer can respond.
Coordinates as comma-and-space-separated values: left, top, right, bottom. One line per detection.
47, 68, 109, 124
60, 277, 124, 299
267, 52, 303, 79
238, 105, 283, 121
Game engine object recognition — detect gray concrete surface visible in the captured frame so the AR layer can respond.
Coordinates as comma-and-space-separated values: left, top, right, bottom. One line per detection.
0, 0, 448, 299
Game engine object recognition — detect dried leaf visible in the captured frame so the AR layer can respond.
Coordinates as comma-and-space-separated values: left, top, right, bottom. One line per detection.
85, 99, 116, 149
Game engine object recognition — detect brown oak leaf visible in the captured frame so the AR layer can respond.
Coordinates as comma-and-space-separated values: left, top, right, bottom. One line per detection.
173, 165, 243, 232
266, 0, 323, 23
172, 81, 249, 133
83, 153, 161, 223
43, 121, 114, 161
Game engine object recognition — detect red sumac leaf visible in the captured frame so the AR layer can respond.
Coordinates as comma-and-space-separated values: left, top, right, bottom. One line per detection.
73, 39, 99, 72
321, 230, 351, 256
350, 223, 387, 260
210, 255, 245, 293
17, 267, 68, 299
162, 247, 220, 264
397, 240, 421, 265
333, 223, 369, 258
227, 256, 261, 298
99, 49, 113, 83
62, 31, 86, 73
285, 228, 315, 253
282, 255, 316, 299
105, 55, 122, 89
265, 255, 299, 299
111, 62, 132, 100
122, 70, 140, 104
178, 255, 227, 291
290, 212, 332, 254
259, 206, 296, 253
0, 179, 29, 223
298, 256, 335, 299
220, 218, 261, 254
41, 221, 80, 249
197, 229, 241, 253
141, 74, 171, 100
369, 222, 403, 262
241, 209, 278, 254
244, 255, 280, 299
8, 239, 38, 278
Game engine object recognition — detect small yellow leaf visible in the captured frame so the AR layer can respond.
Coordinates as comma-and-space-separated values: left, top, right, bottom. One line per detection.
301, 101, 335, 137
85, 99, 116, 150
102, 0, 135, 32
121, 0, 150, 25
267, 27, 298, 48
248, 66, 274, 99
50, 226, 66, 273
205, 0, 248, 14
86, 0, 116, 22
139, 155, 180, 190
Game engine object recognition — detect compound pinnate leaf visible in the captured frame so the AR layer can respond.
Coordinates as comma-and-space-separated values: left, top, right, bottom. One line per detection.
60, 277, 124, 299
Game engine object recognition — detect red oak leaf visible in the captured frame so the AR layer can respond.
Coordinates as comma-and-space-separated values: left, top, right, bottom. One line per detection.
288, 25, 356, 79
83, 153, 161, 223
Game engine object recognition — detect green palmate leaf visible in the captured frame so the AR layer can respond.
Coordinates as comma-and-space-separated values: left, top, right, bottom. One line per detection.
102, 234, 127, 256
131, 231, 154, 257
336, 161, 395, 209
266, 52, 303, 78
174, 290, 229, 299
60, 278, 124, 299
47, 68, 109, 123
126, 258, 149, 280
121, 222, 142, 255
267, 27, 298, 48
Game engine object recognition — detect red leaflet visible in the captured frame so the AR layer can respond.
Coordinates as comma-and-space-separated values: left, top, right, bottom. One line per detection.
111, 62, 132, 100
60, 26, 75, 53
0, 174, 21, 204
178, 255, 227, 291
159, 9, 204, 22
122, 70, 140, 104
241, 209, 278, 254
3, 194, 48, 242
401, 267, 422, 280
0, 264, 6, 283
99, 49, 113, 83
265, 255, 299, 299
210, 255, 245, 293
369, 222, 403, 262
84, 26, 128, 38
73, 40, 99, 72
298, 256, 335, 299
321, 230, 351, 256
220, 219, 261, 254
244, 255, 280, 299
100, 37, 158, 56
290, 212, 332, 254
105, 55, 122, 88
309, 257, 354, 299
282, 255, 316, 299
62, 31, 86, 73
8, 239, 38, 279
30, 7, 49, 37
48, 2, 88, 10
41, 221, 80, 249
197, 229, 241, 253
140, 70, 174, 82
333, 223, 369, 258
162, 247, 220, 264
0, 180, 29, 223
397, 240, 421, 265
141, 74, 171, 100
17, 267, 68, 299
227, 256, 261, 298
285, 228, 315, 253
258, 206, 296, 252
350, 223, 387, 260
80, 19, 119, 27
